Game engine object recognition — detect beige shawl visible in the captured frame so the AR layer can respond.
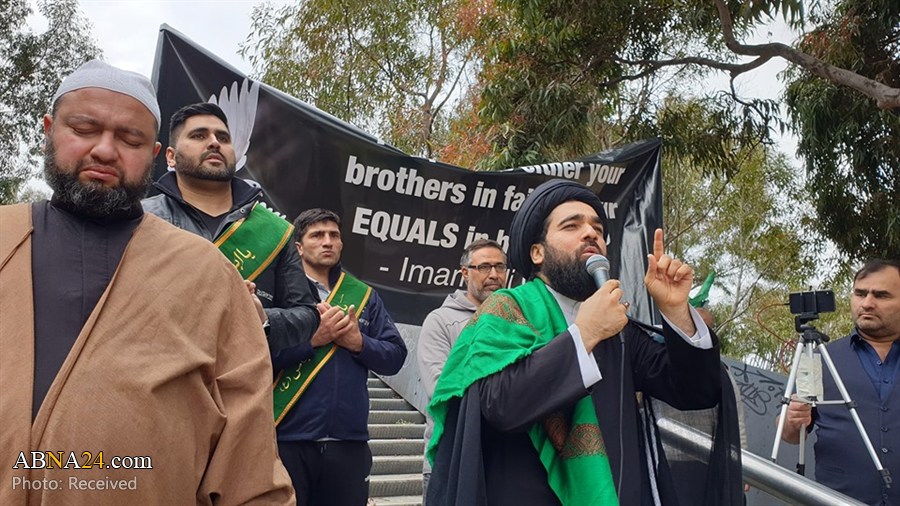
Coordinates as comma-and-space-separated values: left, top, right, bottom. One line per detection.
0, 204, 294, 505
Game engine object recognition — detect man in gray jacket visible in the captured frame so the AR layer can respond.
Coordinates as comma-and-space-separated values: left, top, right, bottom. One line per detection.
416, 238, 508, 500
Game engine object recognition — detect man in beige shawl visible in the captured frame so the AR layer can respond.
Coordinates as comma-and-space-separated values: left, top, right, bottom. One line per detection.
0, 60, 294, 505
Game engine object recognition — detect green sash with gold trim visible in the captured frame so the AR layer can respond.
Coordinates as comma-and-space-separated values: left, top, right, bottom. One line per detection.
428, 278, 618, 506
214, 202, 294, 282
273, 272, 373, 425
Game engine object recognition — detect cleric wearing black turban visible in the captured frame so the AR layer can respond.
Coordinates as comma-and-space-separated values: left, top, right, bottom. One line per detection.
508, 179, 609, 280
425, 179, 741, 506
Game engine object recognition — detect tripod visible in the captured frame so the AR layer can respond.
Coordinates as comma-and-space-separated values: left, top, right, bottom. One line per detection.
771, 313, 892, 490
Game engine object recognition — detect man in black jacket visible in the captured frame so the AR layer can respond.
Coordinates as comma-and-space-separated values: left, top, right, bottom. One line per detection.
143, 102, 319, 368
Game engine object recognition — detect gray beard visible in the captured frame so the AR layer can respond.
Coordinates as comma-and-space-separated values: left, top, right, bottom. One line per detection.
470, 284, 501, 304
541, 244, 596, 301
43, 143, 151, 218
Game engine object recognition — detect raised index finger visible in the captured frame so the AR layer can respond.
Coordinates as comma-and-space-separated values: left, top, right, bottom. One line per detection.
653, 228, 664, 259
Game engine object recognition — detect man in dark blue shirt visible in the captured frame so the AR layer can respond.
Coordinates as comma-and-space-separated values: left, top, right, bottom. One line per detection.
783, 259, 900, 505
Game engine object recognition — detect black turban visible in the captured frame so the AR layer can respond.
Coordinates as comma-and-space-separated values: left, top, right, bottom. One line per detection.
508, 179, 608, 279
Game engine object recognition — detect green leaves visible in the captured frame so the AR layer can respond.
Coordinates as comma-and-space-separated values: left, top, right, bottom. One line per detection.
241, 0, 480, 158
785, 0, 900, 260
659, 122, 820, 364
0, 0, 101, 204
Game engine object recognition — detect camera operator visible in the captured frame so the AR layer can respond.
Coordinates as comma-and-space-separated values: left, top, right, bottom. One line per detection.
781, 259, 900, 506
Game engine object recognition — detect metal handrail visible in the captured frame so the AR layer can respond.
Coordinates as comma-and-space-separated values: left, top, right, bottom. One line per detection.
657, 417, 865, 506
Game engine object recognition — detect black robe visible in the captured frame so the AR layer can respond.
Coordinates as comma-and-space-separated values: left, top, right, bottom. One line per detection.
30, 199, 141, 419
427, 319, 734, 506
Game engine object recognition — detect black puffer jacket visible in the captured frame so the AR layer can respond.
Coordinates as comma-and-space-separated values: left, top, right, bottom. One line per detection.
143, 172, 319, 364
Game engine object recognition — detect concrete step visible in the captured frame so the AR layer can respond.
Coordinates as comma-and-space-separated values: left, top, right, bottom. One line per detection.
369, 439, 425, 456
369, 423, 425, 439
369, 387, 399, 399
369, 410, 425, 425
367, 375, 423, 504
372, 455, 423, 475
371, 398, 413, 410
369, 473, 423, 498
369, 495, 422, 506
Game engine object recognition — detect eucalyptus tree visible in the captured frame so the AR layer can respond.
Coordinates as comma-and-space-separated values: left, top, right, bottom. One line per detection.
641, 95, 821, 364
242, 0, 484, 158
784, 0, 899, 260
0, 0, 100, 204
466, 0, 897, 261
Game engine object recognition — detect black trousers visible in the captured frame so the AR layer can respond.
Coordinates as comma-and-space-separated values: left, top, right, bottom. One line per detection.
278, 440, 373, 506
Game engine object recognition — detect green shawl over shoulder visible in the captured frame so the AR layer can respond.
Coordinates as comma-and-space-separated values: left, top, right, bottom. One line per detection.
426, 278, 618, 506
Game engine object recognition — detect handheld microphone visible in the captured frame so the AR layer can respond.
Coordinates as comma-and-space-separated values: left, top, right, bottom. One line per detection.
585, 254, 610, 288
586, 254, 626, 346
585, 253, 626, 489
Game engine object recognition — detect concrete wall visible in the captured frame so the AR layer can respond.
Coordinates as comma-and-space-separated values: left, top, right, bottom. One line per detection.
723, 356, 815, 505
378, 323, 430, 414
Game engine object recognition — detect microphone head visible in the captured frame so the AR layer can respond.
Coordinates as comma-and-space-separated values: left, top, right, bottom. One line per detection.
585, 254, 610, 275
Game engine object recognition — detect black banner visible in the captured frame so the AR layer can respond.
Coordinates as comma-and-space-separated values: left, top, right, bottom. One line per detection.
151, 25, 664, 325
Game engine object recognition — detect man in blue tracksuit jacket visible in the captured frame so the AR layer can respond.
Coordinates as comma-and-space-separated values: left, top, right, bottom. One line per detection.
277, 207, 407, 506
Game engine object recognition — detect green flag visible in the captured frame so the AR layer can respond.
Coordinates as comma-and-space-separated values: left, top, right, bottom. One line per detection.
689, 271, 716, 307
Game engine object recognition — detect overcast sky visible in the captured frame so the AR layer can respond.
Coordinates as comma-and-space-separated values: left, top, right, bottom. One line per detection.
75, 0, 285, 76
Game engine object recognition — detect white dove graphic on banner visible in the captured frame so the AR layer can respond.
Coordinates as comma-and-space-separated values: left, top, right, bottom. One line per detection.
208, 79, 260, 171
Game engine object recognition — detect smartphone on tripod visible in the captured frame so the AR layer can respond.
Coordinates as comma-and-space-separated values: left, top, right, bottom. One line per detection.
772, 289, 891, 491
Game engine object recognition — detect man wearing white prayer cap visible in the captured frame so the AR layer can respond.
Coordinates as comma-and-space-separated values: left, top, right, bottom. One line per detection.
0, 59, 295, 505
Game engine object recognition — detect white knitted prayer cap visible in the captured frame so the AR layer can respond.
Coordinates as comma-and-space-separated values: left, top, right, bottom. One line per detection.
52, 59, 161, 131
